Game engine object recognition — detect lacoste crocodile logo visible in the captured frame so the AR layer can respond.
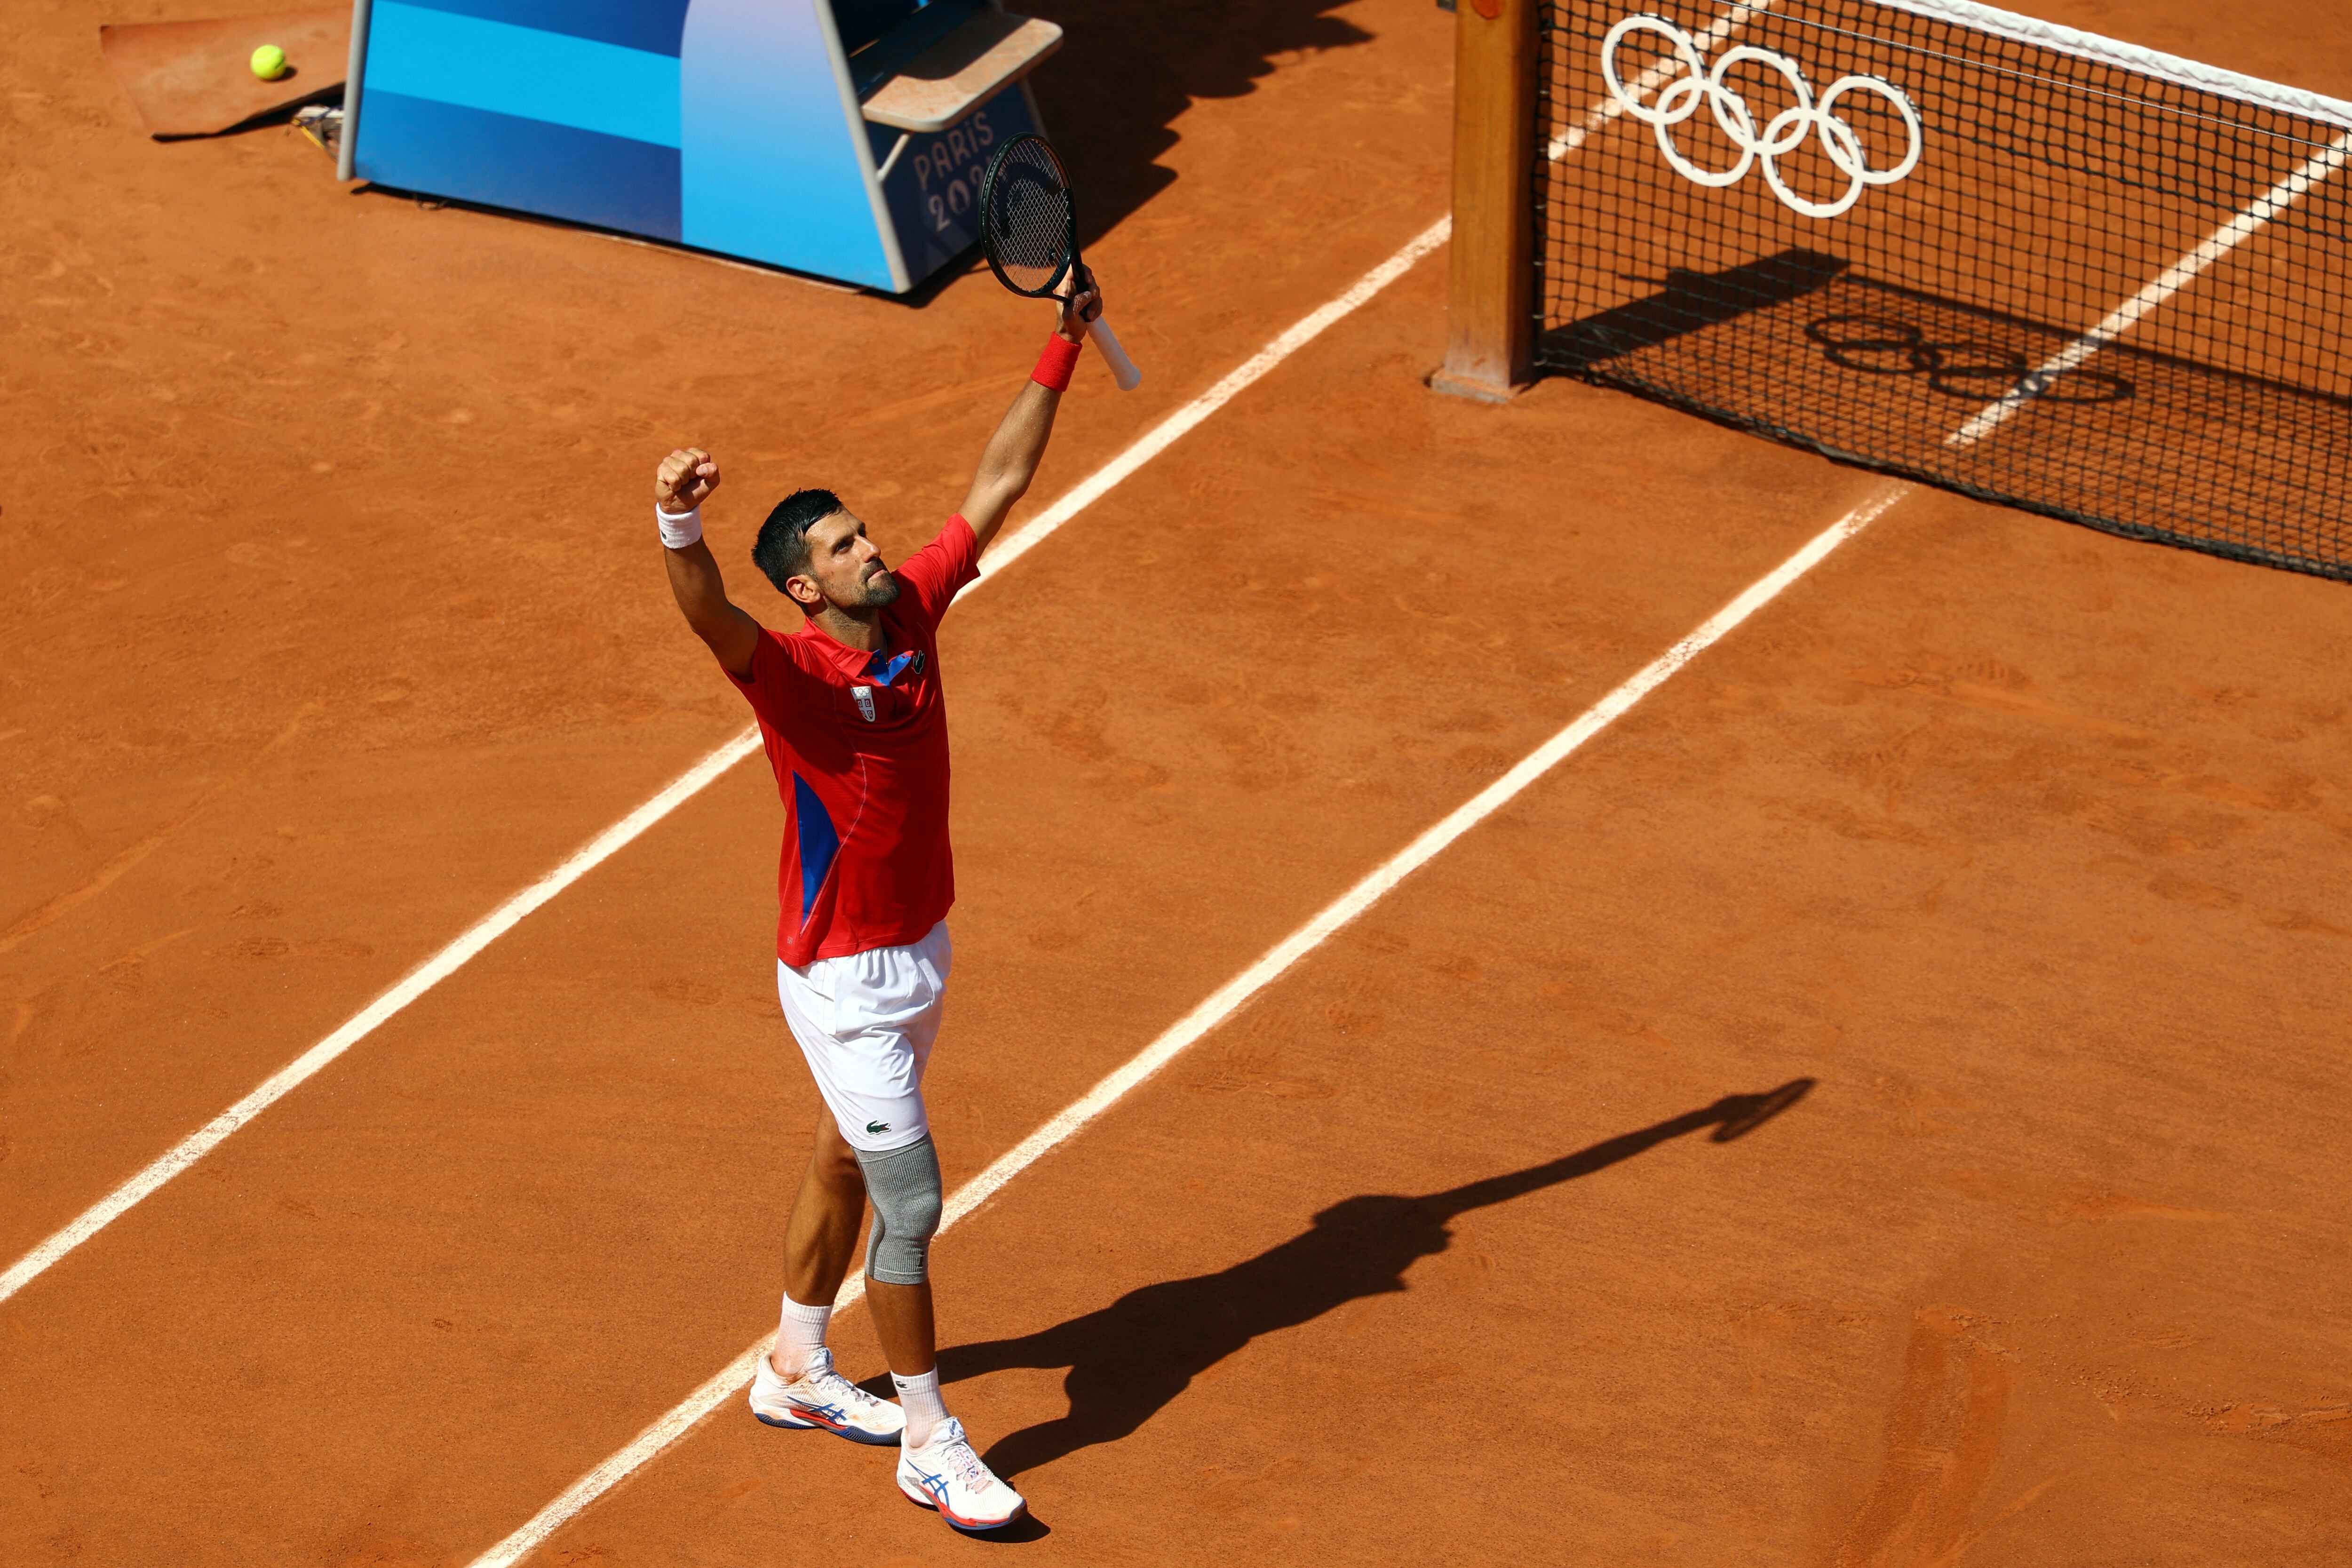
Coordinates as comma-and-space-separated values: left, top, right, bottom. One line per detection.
866, 1120, 891, 1135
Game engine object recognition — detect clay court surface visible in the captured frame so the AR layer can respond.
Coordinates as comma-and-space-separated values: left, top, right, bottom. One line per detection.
5, 0, 2352, 1561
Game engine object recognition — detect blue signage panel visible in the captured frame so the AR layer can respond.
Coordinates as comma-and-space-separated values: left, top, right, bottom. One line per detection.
873, 88, 1038, 285
366, 2, 683, 146
360, 89, 683, 237
387, 0, 691, 55
678, 0, 897, 287
354, 0, 1020, 291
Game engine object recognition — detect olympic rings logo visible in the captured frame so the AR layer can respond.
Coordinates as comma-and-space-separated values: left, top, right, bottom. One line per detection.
1600, 15, 1924, 220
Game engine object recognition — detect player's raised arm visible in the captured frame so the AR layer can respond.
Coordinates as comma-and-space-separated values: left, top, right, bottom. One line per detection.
654, 447, 761, 679
957, 279, 1103, 554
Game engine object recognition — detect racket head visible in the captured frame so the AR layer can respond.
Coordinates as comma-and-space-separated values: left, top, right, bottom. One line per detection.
978, 134, 1076, 299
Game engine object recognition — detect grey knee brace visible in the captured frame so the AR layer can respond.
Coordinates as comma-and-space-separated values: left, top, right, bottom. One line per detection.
857, 1135, 943, 1286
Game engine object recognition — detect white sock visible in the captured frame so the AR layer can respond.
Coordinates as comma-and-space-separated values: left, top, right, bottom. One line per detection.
773, 1294, 832, 1379
892, 1367, 948, 1449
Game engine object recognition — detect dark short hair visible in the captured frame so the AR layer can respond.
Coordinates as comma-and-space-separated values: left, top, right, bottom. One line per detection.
752, 488, 844, 595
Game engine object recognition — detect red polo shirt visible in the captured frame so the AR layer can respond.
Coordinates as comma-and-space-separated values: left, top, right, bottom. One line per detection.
726, 515, 979, 965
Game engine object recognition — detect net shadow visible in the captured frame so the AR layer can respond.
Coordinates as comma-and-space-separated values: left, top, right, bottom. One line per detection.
1546, 257, 2352, 576
1543, 248, 1850, 369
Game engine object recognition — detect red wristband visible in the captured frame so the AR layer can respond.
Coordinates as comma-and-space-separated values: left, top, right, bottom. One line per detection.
1031, 335, 1081, 392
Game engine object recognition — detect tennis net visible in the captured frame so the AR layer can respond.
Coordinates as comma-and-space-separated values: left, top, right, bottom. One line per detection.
1533, 0, 2352, 581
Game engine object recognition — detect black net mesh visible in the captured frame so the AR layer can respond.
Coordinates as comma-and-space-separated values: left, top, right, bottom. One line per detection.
1534, 0, 2352, 581
982, 135, 1074, 298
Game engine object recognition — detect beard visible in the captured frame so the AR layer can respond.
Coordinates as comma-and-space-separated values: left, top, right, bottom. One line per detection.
856, 566, 902, 607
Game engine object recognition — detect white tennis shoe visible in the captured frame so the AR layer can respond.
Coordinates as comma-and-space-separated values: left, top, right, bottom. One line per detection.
747, 1347, 906, 1446
896, 1417, 1026, 1532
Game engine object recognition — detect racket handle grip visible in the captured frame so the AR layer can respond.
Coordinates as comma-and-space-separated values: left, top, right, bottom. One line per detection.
1087, 314, 1142, 391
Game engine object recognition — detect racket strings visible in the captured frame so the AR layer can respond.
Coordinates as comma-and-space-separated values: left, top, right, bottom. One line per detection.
983, 139, 1073, 296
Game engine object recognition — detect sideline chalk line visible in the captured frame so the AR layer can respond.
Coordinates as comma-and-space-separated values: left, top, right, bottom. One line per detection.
465, 481, 1913, 1568
0, 737, 752, 1306
0, 217, 1452, 1309
1946, 129, 2352, 446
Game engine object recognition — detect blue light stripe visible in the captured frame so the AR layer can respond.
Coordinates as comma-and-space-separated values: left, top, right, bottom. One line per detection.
678, 0, 895, 287
353, 92, 681, 240
367, 1, 681, 149
388, 0, 690, 57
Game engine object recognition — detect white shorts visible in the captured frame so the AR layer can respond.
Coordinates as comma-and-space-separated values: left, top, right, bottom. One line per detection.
775, 921, 949, 1154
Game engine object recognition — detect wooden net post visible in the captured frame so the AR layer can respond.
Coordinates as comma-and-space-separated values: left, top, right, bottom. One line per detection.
1431, 0, 1537, 403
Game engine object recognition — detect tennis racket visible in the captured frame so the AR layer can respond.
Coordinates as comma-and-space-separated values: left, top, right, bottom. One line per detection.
977, 134, 1142, 391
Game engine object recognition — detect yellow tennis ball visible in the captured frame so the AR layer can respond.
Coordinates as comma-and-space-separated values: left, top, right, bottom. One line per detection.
250, 43, 288, 81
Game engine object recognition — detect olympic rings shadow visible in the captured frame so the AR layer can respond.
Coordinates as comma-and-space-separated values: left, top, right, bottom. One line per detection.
1542, 252, 2350, 573
1542, 255, 2141, 412
923, 1078, 1814, 1481
1805, 313, 2132, 405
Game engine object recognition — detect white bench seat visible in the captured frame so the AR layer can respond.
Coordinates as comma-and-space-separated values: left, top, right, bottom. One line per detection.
860, 8, 1063, 135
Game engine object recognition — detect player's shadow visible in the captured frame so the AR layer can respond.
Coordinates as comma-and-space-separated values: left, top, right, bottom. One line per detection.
937, 1077, 1813, 1479
1020, 0, 1377, 237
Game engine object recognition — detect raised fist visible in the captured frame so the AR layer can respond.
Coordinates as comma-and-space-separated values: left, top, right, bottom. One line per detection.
656, 447, 721, 512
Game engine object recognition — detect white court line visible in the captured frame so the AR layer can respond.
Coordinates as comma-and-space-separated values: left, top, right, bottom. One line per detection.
1946, 130, 2352, 447
463, 481, 1911, 1568
978, 217, 1452, 581
0, 223, 1455, 1308
0, 738, 753, 1306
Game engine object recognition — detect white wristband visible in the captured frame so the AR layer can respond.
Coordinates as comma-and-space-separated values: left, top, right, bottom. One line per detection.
656, 503, 703, 549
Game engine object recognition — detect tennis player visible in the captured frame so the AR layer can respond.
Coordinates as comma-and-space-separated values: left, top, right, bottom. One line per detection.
648, 278, 1101, 1534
